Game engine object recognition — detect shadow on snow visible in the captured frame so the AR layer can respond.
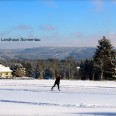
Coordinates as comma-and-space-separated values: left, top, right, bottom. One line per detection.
71, 112, 116, 116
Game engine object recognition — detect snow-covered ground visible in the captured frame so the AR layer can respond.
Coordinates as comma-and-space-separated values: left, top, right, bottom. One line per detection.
0, 79, 116, 116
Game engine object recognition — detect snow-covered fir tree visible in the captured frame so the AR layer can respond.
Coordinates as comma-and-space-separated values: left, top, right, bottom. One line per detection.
93, 36, 116, 80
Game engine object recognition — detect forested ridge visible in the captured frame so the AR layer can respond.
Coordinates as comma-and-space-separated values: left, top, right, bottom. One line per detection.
0, 37, 116, 80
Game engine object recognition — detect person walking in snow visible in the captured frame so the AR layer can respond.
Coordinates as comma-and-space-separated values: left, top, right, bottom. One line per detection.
51, 74, 61, 91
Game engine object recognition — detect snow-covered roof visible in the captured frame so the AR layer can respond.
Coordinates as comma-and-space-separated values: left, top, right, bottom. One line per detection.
0, 64, 12, 72
77, 66, 80, 69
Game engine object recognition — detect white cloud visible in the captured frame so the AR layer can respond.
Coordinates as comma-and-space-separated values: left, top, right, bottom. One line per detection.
43, 0, 56, 7
13, 25, 33, 31
112, 0, 116, 4
64, 32, 116, 47
0, 30, 115, 49
74, 32, 83, 38
91, 0, 104, 12
39, 24, 56, 31
107, 32, 116, 47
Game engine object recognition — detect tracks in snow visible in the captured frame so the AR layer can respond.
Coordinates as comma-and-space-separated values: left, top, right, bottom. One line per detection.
0, 99, 116, 109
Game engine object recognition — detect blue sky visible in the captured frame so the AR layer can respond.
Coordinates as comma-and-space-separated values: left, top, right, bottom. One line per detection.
0, 0, 116, 49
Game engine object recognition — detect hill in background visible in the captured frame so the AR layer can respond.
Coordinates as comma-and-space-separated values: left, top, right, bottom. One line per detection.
0, 47, 96, 60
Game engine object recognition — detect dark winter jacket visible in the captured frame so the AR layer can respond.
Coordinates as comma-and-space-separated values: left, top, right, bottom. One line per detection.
55, 76, 61, 84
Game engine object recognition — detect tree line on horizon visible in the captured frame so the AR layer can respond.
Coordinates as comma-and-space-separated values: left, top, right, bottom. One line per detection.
0, 36, 116, 80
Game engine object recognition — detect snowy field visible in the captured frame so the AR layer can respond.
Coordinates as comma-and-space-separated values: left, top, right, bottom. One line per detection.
0, 79, 116, 116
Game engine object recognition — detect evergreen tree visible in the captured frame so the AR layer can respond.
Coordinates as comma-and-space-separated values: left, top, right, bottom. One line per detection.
93, 36, 116, 80
80, 59, 94, 80
34, 63, 40, 79
25, 63, 32, 77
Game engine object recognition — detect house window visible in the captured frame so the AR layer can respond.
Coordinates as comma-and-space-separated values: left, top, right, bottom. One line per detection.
5, 72, 8, 75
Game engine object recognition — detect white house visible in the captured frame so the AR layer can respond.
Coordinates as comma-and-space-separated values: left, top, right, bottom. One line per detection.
0, 64, 12, 78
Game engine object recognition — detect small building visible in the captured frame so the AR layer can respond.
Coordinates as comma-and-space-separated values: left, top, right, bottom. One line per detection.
0, 64, 12, 78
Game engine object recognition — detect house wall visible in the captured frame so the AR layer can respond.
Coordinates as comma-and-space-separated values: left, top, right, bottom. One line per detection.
0, 72, 12, 78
